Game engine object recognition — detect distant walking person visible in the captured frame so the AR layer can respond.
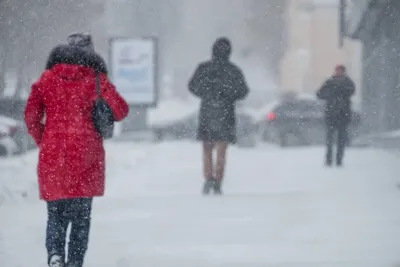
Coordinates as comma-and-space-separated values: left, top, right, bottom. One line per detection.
317, 64, 355, 167
24, 33, 129, 267
189, 37, 249, 195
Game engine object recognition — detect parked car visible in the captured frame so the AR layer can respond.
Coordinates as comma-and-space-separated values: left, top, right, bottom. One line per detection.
258, 98, 362, 147
235, 112, 258, 147
153, 111, 258, 147
0, 115, 35, 155
0, 121, 19, 156
152, 113, 198, 141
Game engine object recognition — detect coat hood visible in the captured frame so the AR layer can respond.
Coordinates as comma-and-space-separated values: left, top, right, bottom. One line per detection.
212, 37, 231, 61
45, 44, 108, 74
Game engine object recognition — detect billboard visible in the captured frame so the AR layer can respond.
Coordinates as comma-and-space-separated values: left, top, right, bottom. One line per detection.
109, 37, 158, 107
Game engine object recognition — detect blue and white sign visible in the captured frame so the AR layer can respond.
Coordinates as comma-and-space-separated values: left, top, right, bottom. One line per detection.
110, 37, 157, 106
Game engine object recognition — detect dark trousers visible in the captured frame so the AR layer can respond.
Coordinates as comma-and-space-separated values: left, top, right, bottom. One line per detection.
325, 123, 348, 165
46, 198, 93, 267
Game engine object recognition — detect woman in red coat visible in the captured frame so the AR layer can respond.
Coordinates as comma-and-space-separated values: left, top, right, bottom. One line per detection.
24, 34, 129, 267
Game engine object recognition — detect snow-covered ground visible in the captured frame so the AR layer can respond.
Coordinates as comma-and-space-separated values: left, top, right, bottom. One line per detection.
1, 142, 400, 267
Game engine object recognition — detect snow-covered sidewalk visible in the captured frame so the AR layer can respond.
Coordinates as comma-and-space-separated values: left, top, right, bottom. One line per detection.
1, 142, 400, 266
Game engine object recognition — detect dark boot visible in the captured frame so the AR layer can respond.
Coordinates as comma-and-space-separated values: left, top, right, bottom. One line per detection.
325, 159, 332, 167
213, 180, 223, 195
202, 179, 215, 195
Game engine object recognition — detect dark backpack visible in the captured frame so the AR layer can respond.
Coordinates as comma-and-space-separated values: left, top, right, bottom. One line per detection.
92, 73, 115, 139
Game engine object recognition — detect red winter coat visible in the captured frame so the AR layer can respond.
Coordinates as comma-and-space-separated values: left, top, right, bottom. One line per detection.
24, 63, 129, 201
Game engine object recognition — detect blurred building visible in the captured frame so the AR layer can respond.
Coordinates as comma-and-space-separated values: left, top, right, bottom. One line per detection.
244, 0, 287, 81
92, 0, 287, 102
280, 0, 362, 102
347, 0, 400, 133
173, 0, 287, 100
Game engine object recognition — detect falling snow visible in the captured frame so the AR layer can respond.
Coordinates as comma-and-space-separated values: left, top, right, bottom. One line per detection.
1, 0, 400, 266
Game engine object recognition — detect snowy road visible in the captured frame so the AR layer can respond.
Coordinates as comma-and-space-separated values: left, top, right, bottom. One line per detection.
1, 142, 400, 267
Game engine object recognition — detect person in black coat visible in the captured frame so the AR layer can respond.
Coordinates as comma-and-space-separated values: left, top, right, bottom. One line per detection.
317, 65, 355, 167
188, 37, 249, 195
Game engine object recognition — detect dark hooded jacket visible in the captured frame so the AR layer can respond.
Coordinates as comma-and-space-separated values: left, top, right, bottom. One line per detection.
188, 38, 249, 143
317, 74, 355, 126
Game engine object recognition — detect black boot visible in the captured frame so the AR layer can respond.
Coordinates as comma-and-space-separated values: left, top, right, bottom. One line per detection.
336, 153, 343, 167
213, 180, 223, 195
325, 158, 332, 167
202, 179, 215, 195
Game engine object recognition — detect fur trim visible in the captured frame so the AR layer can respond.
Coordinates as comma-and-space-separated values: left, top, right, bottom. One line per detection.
45, 45, 107, 74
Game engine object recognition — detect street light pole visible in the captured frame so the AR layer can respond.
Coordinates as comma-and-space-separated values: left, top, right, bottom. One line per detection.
339, 0, 346, 48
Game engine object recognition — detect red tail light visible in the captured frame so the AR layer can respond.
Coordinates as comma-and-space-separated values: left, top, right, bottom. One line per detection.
267, 112, 276, 121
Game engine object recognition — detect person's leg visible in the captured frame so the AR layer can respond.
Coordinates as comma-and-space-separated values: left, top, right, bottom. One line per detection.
46, 199, 69, 267
215, 142, 228, 181
325, 124, 334, 166
202, 141, 215, 194
66, 198, 93, 267
202, 141, 214, 179
336, 123, 348, 166
214, 142, 228, 194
